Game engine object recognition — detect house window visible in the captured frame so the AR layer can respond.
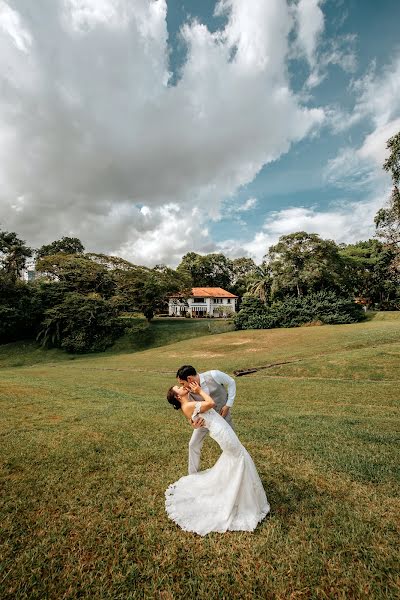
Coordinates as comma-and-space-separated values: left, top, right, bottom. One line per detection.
213, 298, 223, 304
193, 297, 205, 303
227, 298, 231, 303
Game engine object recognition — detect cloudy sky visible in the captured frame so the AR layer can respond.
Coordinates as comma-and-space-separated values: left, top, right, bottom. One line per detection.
1, 0, 399, 266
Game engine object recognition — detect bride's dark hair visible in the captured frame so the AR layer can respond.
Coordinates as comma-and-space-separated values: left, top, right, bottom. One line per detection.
167, 387, 181, 410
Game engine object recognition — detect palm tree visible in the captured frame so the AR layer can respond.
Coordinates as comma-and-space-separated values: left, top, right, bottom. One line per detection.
246, 264, 272, 303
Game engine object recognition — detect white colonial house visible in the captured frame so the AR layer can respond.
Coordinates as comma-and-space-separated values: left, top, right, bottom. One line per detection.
169, 287, 238, 318
20, 258, 37, 282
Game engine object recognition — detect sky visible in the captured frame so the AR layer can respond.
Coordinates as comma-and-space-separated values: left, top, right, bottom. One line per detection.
1, 0, 399, 266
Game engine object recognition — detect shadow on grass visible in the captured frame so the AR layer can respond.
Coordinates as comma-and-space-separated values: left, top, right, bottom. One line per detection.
260, 472, 325, 523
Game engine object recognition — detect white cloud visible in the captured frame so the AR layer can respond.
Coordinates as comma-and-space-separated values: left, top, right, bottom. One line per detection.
237, 197, 258, 212
117, 204, 217, 266
323, 34, 357, 72
352, 56, 400, 128
223, 197, 258, 215
238, 198, 385, 264
291, 0, 356, 89
0, 0, 32, 51
0, 0, 324, 265
324, 147, 374, 189
358, 118, 400, 166
331, 53, 400, 132
325, 52, 400, 191
295, 0, 324, 67
324, 118, 400, 190
325, 105, 400, 192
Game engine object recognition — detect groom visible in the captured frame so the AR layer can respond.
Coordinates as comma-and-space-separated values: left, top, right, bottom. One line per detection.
176, 364, 236, 474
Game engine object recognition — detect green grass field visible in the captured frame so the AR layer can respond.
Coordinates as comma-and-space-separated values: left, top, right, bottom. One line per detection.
1, 314, 399, 599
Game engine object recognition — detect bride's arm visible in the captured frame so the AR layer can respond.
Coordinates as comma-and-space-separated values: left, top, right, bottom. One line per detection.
188, 382, 215, 412
180, 383, 216, 422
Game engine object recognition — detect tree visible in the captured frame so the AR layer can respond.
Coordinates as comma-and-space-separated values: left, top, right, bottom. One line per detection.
0, 230, 32, 281
0, 275, 43, 343
374, 130, 400, 292
266, 232, 344, 298
176, 252, 201, 284
35, 254, 115, 297
375, 130, 400, 247
230, 257, 258, 298
231, 257, 258, 281
340, 240, 399, 309
383, 130, 400, 186
375, 186, 400, 247
246, 264, 272, 303
36, 236, 84, 258
126, 265, 191, 321
85, 252, 139, 271
177, 252, 233, 289
37, 292, 124, 353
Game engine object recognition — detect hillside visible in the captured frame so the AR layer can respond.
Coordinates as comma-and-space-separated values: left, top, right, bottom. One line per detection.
0, 313, 399, 599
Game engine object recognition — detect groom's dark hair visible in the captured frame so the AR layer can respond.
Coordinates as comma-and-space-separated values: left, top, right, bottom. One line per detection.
176, 365, 197, 380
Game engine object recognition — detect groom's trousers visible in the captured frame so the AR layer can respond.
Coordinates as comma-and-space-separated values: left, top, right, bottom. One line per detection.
188, 411, 234, 474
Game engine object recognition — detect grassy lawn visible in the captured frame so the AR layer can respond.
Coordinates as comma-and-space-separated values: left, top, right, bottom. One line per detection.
0, 317, 234, 369
0, 314, 399, 599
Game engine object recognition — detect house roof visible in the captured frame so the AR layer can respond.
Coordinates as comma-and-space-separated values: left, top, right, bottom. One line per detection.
170, 287, 238, 298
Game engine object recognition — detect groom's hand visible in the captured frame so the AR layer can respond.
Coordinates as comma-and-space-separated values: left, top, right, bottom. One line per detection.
220, 406, 230, 418
191, 417, 205, 429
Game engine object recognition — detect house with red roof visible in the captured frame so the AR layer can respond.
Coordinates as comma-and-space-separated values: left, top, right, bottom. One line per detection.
168, 287, 238, 318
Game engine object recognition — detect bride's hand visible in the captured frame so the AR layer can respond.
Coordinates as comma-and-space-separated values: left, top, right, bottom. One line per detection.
188, 381, 201, 394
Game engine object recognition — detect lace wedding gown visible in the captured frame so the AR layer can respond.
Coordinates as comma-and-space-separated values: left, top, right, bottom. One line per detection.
165, 402, 270, 535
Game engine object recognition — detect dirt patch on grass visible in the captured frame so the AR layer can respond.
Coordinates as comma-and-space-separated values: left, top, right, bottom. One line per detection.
0, 382, 50, 399
191, 352, 225, 358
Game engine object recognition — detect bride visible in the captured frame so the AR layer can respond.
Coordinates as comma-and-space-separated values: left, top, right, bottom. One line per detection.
165, 381, 270, 535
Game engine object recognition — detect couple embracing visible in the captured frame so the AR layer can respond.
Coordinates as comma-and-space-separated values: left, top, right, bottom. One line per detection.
165, 365, 270, 536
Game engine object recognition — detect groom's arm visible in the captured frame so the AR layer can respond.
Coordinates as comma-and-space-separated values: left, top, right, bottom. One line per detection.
210, 370, 236, 416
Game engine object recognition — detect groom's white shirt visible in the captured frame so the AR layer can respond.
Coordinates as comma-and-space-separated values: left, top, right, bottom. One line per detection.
199, 370, 236, 407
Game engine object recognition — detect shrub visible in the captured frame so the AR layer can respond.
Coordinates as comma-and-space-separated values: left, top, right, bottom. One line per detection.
37, 292, 125, 353
0, 276, 43, 343
234, 291, 365, 330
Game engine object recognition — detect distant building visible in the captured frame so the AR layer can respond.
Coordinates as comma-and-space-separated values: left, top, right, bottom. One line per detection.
20, 258, 37, 282
169, 287, 238, 318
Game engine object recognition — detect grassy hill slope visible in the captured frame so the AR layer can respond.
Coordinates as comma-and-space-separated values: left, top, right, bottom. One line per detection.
0, 314, 399, 599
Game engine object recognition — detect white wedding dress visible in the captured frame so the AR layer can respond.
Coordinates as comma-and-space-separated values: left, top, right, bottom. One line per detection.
165, 402, 270, 535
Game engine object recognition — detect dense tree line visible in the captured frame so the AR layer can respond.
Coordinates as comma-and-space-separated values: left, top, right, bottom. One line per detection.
0, 132, 399, 349
0, 235, 191, 351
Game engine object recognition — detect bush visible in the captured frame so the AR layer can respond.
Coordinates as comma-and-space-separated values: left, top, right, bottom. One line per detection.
0, 276, 43, 343
234, 291, 365, 330
37, 292, 125, 353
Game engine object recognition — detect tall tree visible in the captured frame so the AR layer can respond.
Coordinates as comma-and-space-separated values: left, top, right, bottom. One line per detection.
231, 257, 258, 281
177, 252, 233, 289
36, 236, 84, 258
230, 257, 258, 298
0, 230, 32, 281
266, 232, 344, 298
35, 254, 115, 297
116, 265, 190, 321
340, 239, 399, 309
375, 131, 400, 246
176, 252, 201, 285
